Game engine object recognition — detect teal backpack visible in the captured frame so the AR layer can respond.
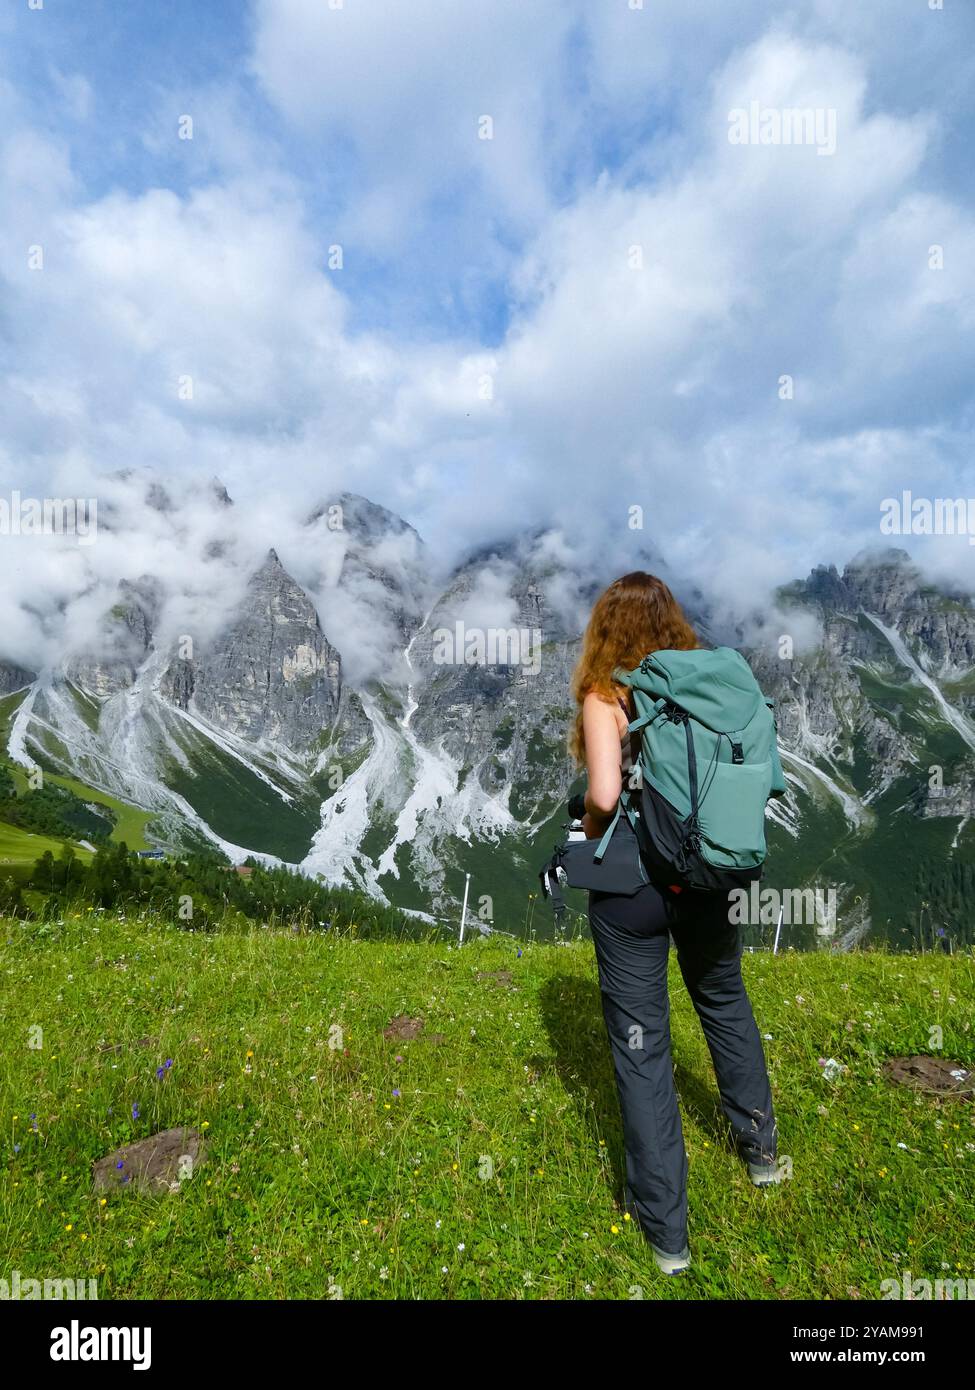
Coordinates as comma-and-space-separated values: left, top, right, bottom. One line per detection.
596, 646, 787, 892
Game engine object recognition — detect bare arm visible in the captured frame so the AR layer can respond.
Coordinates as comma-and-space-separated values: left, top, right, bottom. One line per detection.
581, 691, 623, 838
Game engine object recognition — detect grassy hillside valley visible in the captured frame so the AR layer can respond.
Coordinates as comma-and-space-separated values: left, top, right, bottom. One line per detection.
1, 910, 972, 1300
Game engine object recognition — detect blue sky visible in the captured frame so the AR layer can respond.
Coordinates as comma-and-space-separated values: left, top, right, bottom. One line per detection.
6, 0, 585, 344
2, 0, 975, 622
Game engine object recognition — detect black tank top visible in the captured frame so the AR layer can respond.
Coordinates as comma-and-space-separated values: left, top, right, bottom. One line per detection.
617, 696, 640, 776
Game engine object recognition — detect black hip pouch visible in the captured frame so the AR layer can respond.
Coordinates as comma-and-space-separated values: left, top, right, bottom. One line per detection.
544, 814, 651, 898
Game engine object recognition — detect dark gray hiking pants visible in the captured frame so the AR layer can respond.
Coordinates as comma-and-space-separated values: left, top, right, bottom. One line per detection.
588, 879, 776, 1253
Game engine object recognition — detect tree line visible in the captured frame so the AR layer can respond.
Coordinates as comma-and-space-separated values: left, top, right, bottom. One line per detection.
0, 839, 447, 942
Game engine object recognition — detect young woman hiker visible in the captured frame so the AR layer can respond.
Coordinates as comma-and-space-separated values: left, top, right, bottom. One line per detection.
569, 570, 785, 1276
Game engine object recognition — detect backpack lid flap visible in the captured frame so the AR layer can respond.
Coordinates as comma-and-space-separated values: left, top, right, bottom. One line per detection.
618, 647, 764, 734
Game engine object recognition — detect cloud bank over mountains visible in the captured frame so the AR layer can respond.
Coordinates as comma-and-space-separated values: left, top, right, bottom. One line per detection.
2, 0, 974, 641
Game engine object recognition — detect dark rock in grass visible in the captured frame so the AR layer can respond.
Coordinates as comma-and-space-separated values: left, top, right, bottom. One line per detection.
92, 1127, 207, 1194
883, 1056, 974, 1099
97, 1036, 159, 1054
476, 969, 515, 988
382, 1015, 424, 1042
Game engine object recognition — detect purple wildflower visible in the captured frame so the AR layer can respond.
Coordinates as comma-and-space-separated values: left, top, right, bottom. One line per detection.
131, 1102, 140, 1121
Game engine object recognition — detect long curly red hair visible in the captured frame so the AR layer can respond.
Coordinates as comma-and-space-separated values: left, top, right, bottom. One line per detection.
569, 571, 699, 764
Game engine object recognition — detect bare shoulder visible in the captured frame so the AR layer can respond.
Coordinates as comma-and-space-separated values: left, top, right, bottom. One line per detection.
582, 689, 627, 736
582, 689, 614, 715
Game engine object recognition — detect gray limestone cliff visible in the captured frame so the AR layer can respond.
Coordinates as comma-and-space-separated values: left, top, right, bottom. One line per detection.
171, 549, 352, 755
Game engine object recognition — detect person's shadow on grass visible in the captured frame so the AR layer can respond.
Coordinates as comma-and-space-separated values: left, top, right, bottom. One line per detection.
534, 974, 736, 1210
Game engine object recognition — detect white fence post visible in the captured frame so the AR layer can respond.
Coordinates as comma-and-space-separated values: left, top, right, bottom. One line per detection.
458, 872, 471, 945
772, 905, 784, 954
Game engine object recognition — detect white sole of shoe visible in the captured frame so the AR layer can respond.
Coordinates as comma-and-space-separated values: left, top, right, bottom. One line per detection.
748, 1162, 790, 1187
651, 1244, 692, 1275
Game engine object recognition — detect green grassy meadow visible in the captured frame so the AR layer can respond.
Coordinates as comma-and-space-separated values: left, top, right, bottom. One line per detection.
1, 912, 973, 1300
1, 769, 154, 858
0, 824, 94, 871
0, 689, 154, 856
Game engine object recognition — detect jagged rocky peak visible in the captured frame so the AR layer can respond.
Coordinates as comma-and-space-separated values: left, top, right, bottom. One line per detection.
788, 548, 925, 618
202, 478, 235, 557
97, 468, 234, 543
443, 530, 573, 645
401, 531, 596, 805
751, 544, 975, 780
305, 491, 429, 643
209, 476, 233, 507
843, 551, 975, 674
787, 562, 857, 614
306, 491, 419, 542
410, 528, 684, 697
841, 548, 926, 618
145, 481, 174, 513
141, 469, 233, 513
66, 575, 162, 698
106, 467, 167, 504
171, 547, 343, 753
783, 547, 975, 677
446, 528, 675, 647
0, 659, 35, 695
118, 575, 163, 635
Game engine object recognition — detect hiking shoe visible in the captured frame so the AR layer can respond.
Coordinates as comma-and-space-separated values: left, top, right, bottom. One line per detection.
747, 1159, 790, 1187
624, 1184, 691, 1273
650, 1243, 692, 1275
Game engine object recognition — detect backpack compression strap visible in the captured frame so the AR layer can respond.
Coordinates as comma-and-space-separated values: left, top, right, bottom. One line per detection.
592, 802, 621, 862
592, 785, 647, 862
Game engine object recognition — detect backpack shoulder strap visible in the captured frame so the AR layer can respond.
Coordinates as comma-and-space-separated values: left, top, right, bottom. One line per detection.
593, 803, 622, 862
593, 787, 645, 863
627, 702, 667, 735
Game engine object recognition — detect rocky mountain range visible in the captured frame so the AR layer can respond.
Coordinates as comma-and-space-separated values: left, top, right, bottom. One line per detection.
2, 475, 974, 949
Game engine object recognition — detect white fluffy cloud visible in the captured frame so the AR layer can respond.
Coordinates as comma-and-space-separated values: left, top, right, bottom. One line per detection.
2, 3, 975, 678
249, 0, 578, 245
